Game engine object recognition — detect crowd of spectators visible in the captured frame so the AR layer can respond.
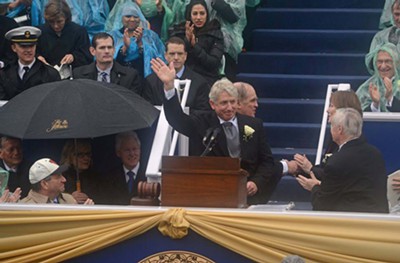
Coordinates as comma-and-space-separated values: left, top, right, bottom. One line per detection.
0, 0, 397, 216
0, 0, 256, 206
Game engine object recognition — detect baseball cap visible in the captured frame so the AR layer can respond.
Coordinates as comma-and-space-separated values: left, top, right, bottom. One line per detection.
29, 158, 68, 184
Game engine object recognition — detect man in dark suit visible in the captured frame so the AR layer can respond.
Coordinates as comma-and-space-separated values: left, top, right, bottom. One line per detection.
297, 108, 388, 213
151, 58, 276, 204
0, 26, 61, 100
0, 136, 31, 198
103, 131, 147, 205
73, 32, 142, 95
235, 81, 299, 201
143, 36, 210, 111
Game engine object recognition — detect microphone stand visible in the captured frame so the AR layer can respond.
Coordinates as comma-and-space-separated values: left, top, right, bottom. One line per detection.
200, 137, 218, 156
200, 128, 220, 156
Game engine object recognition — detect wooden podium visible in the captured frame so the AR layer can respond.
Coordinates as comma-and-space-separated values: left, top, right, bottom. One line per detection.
161, 156, 248, 208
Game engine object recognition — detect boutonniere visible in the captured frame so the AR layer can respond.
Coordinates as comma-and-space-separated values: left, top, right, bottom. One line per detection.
322, 153, 333, 164
243, 125, 255, 142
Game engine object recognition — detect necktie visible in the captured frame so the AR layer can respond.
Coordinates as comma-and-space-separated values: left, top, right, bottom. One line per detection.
222, 122, 240, 157
22, 66, 30, 80
100, 72, 108, 83
127, 171, 135, 194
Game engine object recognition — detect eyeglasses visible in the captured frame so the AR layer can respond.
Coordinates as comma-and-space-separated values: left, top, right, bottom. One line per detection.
74, 152, 92, 158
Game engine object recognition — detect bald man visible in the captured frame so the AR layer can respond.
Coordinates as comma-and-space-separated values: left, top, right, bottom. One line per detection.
234, 81, 299, 201
234, 82, 258, 117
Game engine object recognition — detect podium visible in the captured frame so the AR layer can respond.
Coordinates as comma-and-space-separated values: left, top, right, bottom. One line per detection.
161, 156, 248, 208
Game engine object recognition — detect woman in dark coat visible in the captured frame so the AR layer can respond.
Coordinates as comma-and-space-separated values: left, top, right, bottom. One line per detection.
36, 0, 92, 70
60, 139, 101, 204
171, 0, 224, 86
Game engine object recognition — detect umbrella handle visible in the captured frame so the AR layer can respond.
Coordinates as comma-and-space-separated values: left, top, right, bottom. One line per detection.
76, 180, 81, 192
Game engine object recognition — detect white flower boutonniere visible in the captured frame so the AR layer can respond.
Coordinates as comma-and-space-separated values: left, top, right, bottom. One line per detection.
322, 153, 333, 164
243, 125, 255, 142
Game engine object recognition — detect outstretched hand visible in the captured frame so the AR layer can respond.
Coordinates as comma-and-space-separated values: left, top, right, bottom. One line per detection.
150, 58, 176, 91
296, 171, 320, 191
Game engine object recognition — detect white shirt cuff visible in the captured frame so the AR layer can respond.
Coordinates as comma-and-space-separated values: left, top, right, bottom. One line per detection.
386, 96, 394, 107
280, 160, 288, 174
164, 88, 175, 100
370, 102, 380, 112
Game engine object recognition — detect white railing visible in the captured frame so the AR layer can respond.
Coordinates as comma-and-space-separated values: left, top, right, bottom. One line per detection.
146, 80, 191, 183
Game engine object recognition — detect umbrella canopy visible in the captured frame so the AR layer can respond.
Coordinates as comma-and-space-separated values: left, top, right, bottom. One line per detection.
0, 79, 159, 139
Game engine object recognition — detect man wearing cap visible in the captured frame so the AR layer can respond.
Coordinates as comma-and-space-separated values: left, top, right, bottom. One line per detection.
0, 26, 60, 100
21, 158, 94, 204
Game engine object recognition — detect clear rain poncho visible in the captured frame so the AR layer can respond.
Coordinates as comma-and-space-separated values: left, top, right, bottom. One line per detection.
379, 0, 394, 29
356, 43, 400, 112
140, 0, 174, 42
245, 0, 260, 8
205, 0, 246, 62
369, 25, 400, 53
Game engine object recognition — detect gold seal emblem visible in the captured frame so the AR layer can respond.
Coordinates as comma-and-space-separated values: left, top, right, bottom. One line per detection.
46, 119, 68, 132
24, 30, 31, 39
139, 250, 216, 263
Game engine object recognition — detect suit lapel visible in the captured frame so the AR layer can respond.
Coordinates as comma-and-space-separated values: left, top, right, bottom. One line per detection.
110, 64, 122, 85
237, 114, 246, 156
209, 114, 230, 156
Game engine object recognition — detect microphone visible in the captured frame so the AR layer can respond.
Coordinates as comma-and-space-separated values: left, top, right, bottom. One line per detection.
202, 127, 214, 146
200, 127, 221, 156
209, 127, 221, 143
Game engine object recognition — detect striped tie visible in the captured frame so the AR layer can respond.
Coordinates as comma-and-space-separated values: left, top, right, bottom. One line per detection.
100, 72, 108, 83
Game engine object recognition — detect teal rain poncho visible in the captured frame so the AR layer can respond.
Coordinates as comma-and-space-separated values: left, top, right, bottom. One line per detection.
107, 0, 174, 42
356, 43, 400, 112
30, 0, 109, 39
106, 2, 165, 77
30, 0, 84, 26
105, 0, 149, 31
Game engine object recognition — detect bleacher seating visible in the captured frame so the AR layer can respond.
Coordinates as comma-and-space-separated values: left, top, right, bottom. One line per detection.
237, 0, 383, 202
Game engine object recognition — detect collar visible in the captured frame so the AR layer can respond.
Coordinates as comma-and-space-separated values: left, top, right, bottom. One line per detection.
96, 64, 112, 75
218, 116, 238, 128
176, 66, 185, 78
28, 190, 65, 203
18, 58, 35, 71
3, 161, 17, 172
338, 137, 358, 151
123, 163, 140, 181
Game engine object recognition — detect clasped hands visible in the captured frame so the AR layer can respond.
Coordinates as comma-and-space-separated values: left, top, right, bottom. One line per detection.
368, 77, 393, 108
185, 21, 196, 46
292, 154, 321, 191
122, 27, 144, 55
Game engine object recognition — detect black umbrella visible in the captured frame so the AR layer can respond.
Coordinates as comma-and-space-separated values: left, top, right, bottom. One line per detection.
0, 79, 159, 139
